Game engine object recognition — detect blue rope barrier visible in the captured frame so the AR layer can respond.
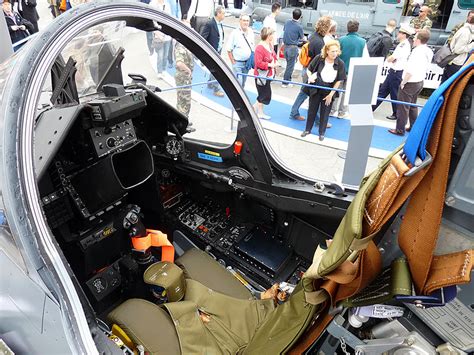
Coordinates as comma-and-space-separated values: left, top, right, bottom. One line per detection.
237, 72, 424, 109
157, 72, 423, 109
239, 73, 345, 93
160, 79, 219, 91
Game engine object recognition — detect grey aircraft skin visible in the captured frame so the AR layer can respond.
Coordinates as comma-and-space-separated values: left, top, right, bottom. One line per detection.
0, 1, 473, 354
246, 0, 473, 45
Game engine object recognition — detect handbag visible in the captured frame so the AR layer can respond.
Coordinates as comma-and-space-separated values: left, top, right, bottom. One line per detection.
242, 33, 254, 71
189, 0, 199, 29
433, 44, 457, 68
256, 69, 269, 86
245, 52, 255, 72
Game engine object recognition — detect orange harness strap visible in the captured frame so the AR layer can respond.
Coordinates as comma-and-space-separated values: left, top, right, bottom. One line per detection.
131, 229, 175, 262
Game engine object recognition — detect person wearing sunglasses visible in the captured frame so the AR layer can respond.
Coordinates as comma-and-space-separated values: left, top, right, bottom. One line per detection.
410, 6, 432, 32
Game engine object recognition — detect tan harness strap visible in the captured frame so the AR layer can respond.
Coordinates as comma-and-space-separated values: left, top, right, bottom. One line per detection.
319, 67, 474, 299
333, 241, 382, 304
289, 63, 474, 354
363, 153, 410, 236
399, 70, 474, 294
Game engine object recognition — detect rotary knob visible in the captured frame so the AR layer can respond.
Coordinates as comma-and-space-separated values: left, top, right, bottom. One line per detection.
106, 137, 116, 148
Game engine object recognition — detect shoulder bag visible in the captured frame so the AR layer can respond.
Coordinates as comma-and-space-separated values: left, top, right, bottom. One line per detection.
434, 32, 461, 68
242, 33, 254, 71
189, 0, 199, 29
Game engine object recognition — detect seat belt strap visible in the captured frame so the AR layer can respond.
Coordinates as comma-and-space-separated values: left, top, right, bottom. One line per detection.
398, 68, 474, 294
404, 62, 474, 164
323, 65, 474, 296
288, 62, 474, 354
130, 229, 175, 262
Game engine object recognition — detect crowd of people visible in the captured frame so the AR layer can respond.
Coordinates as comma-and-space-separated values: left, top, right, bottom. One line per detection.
167, 2, 474, 141
5, 0, 473, 141
2, 0, 94, 49
214, 5, 473, 140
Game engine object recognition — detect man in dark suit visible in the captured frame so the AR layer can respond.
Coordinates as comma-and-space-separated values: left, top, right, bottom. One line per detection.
13, 0, 39, 33
2, 0, 33, 48
201, 6, 225, 97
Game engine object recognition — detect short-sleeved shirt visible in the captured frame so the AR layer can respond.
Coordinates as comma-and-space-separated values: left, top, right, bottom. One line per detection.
403, 44, 433, 82
263, 15, 278, 45
226, 27, 255, 61
187, 0, 214, 18
410, 17, 432, 31
282, 19, 304, 46
390, 38, 411, 71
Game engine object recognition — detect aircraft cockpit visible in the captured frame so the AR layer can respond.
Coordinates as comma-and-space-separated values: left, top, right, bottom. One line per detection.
1, 2, 473, 354
0, 5, 354, 352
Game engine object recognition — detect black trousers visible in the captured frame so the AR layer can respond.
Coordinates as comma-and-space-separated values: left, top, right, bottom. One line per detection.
179, 0, 191, 19
441, 63, 462, 84
256, 79, 272, 105
306, 92, 332, 136
395, 81, 423, 133
234, 0, 243, 9
372, 69, 402, 115
218, 0, 228, 8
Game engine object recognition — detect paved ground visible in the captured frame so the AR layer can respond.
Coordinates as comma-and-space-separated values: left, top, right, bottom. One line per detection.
35, 3, 428, 184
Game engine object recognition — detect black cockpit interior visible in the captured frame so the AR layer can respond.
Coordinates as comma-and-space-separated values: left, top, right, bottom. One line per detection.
37, 52, 347, 323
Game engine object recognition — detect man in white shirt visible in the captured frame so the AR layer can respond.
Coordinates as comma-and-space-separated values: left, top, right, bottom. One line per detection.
389, 29, 433, 136
441, 13, 474, 83
263, 2, 281, 53
373, 23, 414, 120
226, 14, 255, 88
186, 0, 214, 34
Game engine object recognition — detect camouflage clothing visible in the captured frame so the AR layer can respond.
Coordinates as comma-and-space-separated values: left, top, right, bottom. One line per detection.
174, 42, 194, 118
448, 22, 465, 43
424, 0, 441, 18
410, 16, 433, 31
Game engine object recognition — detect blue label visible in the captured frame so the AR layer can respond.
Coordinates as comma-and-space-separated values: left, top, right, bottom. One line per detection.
197, 153, 223, 163
0, 210, 5, 226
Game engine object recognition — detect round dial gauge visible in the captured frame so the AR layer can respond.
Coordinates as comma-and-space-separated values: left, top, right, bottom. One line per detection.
165, 137, 183, 156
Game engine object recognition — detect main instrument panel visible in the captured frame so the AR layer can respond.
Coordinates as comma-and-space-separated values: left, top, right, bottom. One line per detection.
165, 197, 306, 289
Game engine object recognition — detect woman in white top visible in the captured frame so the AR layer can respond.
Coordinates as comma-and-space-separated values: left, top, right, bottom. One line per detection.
301, 40, 346, 141
151, 0, 172, 77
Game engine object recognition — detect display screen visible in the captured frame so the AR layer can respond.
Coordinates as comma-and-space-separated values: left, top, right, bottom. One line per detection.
70, 157, 125, 215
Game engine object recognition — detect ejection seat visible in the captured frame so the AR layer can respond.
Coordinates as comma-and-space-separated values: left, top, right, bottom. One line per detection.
107, 248, 252, 354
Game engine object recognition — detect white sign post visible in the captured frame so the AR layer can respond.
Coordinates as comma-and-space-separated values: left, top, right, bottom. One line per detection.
0, 14, 13, 63
342, 57, 384, 188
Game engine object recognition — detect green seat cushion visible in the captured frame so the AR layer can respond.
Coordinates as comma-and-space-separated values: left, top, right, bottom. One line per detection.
107, 298, 180, 355
176, 248, 252, 300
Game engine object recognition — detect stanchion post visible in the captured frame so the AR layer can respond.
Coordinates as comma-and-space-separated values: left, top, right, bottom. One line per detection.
341, 57, 384, 188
